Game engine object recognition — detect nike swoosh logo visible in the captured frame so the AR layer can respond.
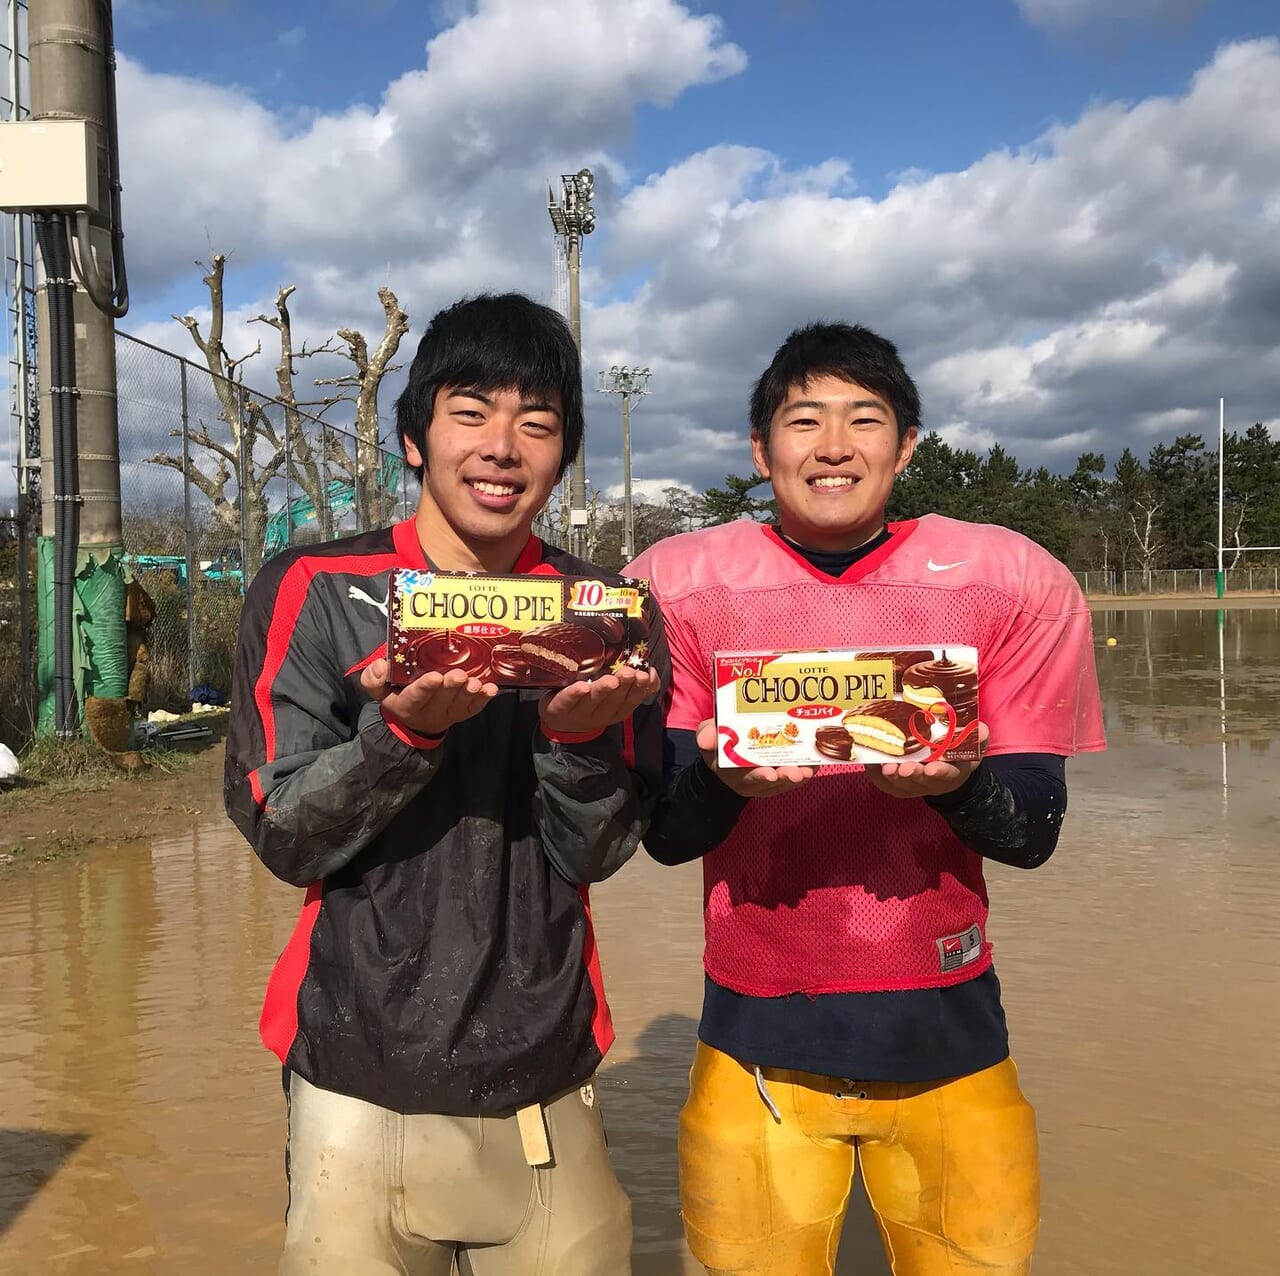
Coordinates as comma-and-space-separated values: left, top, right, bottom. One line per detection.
926, 559, 969, 572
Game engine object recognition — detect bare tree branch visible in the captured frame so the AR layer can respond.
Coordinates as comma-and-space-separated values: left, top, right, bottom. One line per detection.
224, 339, 262, 381
1229, 495, 1250, 570
150, 452, 238, 531
183, 429, 239, 470
1127, 501, 1162, 585
298, 336, 342, 360
160, 257, 410, 567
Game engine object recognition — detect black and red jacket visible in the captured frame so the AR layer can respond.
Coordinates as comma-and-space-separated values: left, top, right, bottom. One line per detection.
224, 519, 668, 1115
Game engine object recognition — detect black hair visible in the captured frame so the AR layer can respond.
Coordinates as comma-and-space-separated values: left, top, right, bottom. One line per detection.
749, 322, 921, 444
395, 292, 584, 481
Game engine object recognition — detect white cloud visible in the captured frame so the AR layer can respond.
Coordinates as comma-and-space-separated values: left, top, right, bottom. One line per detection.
602, 477, 697, 503
1015, 0, 1205, 34
108, 10, 1280, 500
588, 37, 1280, 487
116, 0, 745, 304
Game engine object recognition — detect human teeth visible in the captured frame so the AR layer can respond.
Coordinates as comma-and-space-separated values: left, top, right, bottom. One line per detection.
473, 482, 518, 496
811, 477, 854, 488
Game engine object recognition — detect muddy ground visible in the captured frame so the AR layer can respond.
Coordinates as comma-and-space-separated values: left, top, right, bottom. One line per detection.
3, 609, 1279, 1273
0, 739, 226, 876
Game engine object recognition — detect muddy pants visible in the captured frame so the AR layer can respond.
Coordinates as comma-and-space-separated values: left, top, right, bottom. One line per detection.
281, 1072, 632, 1275
679, 1044, 1039, 1275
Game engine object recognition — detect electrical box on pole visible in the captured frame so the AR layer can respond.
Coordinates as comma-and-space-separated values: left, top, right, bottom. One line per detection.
0, 119, 94, 210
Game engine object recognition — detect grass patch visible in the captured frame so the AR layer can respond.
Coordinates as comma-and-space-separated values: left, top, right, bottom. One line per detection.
5, 710, 230, 805
20, 735, 126, 786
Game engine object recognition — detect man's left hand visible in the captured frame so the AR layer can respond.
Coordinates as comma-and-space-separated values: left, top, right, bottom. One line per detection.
540, 666, 661, 736
863, 722, 990, 800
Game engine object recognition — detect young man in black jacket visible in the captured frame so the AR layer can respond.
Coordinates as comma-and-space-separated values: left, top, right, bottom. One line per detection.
225, 293, 665, 1275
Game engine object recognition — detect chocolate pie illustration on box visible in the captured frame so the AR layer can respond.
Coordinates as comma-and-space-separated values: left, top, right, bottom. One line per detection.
386, 567, 651, 688
713, 646, 981, 769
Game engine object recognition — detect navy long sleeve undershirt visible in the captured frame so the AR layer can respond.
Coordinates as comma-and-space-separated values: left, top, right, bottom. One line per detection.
645, 732, 1066, 869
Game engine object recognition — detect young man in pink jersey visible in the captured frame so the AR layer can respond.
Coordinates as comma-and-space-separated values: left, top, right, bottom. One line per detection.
628, 322, 1105, 1276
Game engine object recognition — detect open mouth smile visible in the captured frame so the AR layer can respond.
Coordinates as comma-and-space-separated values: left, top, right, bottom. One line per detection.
464, 478, 526, 509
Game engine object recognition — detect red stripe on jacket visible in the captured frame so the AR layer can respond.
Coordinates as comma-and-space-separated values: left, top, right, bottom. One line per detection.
260, 882, 324, 1063
577, 886, 615, 1057
253, 539, 406, 1068
253, 552, 399, 765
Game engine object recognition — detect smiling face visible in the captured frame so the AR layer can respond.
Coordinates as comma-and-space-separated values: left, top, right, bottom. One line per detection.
751, 374, 917, 553
406, 384, 564, 571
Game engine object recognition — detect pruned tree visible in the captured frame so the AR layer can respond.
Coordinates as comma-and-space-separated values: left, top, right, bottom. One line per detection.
1127, 500, 1163, 586
150, 255, 273, 571
248, 281, 340, 523
312, 287, 410, 527
150, 254, 409, 575
1226, 494, 1250, 570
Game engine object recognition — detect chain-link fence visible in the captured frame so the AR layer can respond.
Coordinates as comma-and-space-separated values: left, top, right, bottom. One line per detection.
115, 331, 414, 709
1074, 567, 1280, 596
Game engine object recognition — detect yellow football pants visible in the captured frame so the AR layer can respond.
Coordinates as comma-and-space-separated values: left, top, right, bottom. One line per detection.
679, 1044, 1039, 1275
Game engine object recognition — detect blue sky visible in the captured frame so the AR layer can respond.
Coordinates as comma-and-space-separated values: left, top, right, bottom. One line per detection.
117, 0, 1277, 198
47, 0, 1280, 504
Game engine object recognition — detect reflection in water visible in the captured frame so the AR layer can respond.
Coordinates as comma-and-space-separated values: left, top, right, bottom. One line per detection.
0, 826, 293, 1271
1090, 606, 1280, 750
1, 609, 1278, 1273
1219, 612, 1227, 796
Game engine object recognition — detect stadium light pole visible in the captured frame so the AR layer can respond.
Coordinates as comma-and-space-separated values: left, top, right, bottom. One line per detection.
597, 365, 651, 563
548, 169, 595, 557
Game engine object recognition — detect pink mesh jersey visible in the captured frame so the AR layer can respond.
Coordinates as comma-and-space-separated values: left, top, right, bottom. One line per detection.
629, 515, 1105, 996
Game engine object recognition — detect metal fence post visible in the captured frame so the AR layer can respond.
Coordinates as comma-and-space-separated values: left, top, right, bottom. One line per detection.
238, 384, 251, 587
181, 361, 196, 695
355, 428, 365, 533
320, 422, 333, 541
283, 410, 292, 554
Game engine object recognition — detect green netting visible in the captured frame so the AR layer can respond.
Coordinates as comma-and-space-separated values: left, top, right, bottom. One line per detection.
36, 537, 129, 734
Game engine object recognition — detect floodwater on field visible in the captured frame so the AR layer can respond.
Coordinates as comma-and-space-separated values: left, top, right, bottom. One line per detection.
2, 607, 1278, 1274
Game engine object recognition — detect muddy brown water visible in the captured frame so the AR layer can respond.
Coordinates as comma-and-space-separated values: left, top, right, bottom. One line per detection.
2, 608, 1277, 1274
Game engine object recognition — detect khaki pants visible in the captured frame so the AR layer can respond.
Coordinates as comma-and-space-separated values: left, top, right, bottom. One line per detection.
680, 1044, 1040, 1275
282, 1072, 632, 1275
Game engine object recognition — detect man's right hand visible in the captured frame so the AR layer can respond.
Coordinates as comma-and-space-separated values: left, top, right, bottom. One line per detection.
695, 719, 816, 798
361, 658, 498, 739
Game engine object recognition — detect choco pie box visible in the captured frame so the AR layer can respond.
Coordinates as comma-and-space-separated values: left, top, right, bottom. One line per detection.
386, 567, 652, 688
713, 646, 981, 769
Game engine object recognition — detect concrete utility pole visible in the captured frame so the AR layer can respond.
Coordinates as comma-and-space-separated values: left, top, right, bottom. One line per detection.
32, 0, 122, 549
548, 169, 595, 558
597, 365, 650, 564
25, 0, 129, 736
